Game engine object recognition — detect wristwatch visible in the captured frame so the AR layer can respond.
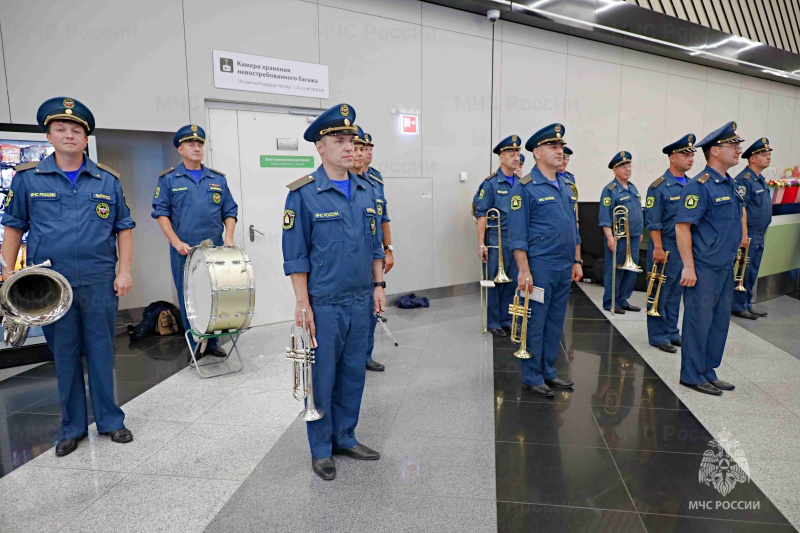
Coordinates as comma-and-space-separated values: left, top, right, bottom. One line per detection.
384, 245, 394, 252
373, 281, 386, 288
574, 259, 584, 265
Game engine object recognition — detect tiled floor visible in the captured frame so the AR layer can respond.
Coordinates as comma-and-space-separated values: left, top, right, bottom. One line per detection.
0, 288, 798, 532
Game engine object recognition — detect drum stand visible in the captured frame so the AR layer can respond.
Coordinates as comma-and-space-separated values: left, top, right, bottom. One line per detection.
185, 329, 244, 379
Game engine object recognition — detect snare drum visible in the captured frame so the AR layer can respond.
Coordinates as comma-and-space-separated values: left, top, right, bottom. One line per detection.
184, 245, 255, 336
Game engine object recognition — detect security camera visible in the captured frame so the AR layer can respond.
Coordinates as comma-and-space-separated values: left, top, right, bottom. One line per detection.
487, 9, 500, 23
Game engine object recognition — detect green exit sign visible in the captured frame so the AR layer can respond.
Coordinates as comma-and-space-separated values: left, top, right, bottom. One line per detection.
260, 155, 315, 168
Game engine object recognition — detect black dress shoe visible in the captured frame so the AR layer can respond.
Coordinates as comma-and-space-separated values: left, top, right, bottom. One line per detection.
366, 360, 385, 372
680, 380, 722, 396
607, 307, 625, 314
312, 457, 336, 480
55, 434, 87, 457
502, 326, 512, 336
622, 304, 641, 312
100, 428, 133, 443
671, 339, 682, 347
489, 328, 507, 337
748, 309, 768, 317
710, 379, 735, 391
204, 347, 227, 358
732, 310, 758, 320
655, 343, 677, 353
523, 383, 555, 397
332, 443, 380, 461
545, 377, 574, 389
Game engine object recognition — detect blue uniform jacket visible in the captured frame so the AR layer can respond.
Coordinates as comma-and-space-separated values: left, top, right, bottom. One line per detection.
2, 154, 135, 287
734, 167, 772, 236
366, 167, 390, 224
558, 171, 577, 184
474, 168, 517, 246
282, 166, 384, 305
676, 166, 743, 269
644, 170, 687, 241
599, 178, 644, 237
508, 166, 580, 271
150, 163, 238, 246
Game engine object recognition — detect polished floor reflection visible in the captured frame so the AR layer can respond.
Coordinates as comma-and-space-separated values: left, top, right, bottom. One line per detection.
0, 333, 189, 478
494, 286, 795, 532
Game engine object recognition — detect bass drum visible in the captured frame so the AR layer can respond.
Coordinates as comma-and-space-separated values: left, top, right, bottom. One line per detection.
184, 245, 255, 336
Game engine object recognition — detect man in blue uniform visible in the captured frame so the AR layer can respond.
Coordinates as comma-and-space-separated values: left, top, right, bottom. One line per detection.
474, 135, 522, 336
509, 123, 583, 397
362, 130, 392, 372
1, 97, 135, 456
282, 104, 386, 480
731, 137, 773, 320
676, 121, 745, 396
516, 153, 525, 178
557, 146, 575, 183
599, 151, 643, 313
151, 125, 238, 358
644, 134, 696, 353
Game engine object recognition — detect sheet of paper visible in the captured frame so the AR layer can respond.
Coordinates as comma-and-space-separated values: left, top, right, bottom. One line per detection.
532, 286, 545, 304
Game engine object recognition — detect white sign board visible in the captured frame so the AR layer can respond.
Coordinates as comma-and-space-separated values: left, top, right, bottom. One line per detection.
213, 50, 329, 99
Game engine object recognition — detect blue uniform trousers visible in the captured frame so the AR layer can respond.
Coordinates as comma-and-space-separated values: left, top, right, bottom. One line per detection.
731, 235, 765, 312
170, 247, 218, 352
645, 239, 683, 346
42, 281, 125, 440
366, 312, 377, 363
603, 236, 641, 310
521, 264, 572, 386
680, 264, 733, 384
308, 290, 371, 458
487, 245, 518, 329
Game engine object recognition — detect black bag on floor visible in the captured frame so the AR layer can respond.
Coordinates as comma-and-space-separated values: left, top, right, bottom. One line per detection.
127, 301, 184, 341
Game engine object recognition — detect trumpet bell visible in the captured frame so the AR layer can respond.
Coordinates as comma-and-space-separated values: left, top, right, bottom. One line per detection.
494, 269, 512, 284
301, 407, 323, 422
617, 258, 643, 273
513, 347, 532, 359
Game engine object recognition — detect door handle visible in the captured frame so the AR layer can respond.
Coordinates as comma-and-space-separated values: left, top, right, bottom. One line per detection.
249, 224, 264, 242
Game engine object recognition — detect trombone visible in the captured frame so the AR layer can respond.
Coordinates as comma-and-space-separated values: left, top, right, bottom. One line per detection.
611, 205, 642, 314
479, 207, 512, 333
285, 309, 323, 422
508, 279, 532, 359
733, 238, 751, 292
645, 251, 669, 317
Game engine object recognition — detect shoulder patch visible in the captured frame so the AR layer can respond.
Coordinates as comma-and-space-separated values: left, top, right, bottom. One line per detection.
287, 175, 315, 191
697, 173, 710, 184
369, 173, 383, 185
650, 176, 665, 188
362, 175, 376, 187
606, 182, 617, 191
518, 173, 532, 185
485, 171, 497, 181
159, 167, 174, 178
209, 167, 226, 177
97, 163, 120, 178
742, 172, 751, 180
14, 161, 38, 172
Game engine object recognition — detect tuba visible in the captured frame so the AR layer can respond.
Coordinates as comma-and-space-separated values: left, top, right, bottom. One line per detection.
0, 259, 72, 347
733, 238, 751, 292
285, 309, 323, 422
645, 251, 669, 317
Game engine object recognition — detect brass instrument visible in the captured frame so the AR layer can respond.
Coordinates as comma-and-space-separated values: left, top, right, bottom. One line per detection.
611, 205, 642, 314
733, 238, 751, 292
604, 356, 630, 416
645, 251, 669, 317
479, 207, 511, 333
508, 279, 532, 359
285, 309, 323, 422
0, 259, 72, 347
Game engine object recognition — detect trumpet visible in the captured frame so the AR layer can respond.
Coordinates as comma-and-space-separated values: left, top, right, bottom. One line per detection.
733, 238, 751, 292
508, 279, 532, 359
645, 251, 669, 317
285, 309, 323, 422
611, 205, 642, 314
